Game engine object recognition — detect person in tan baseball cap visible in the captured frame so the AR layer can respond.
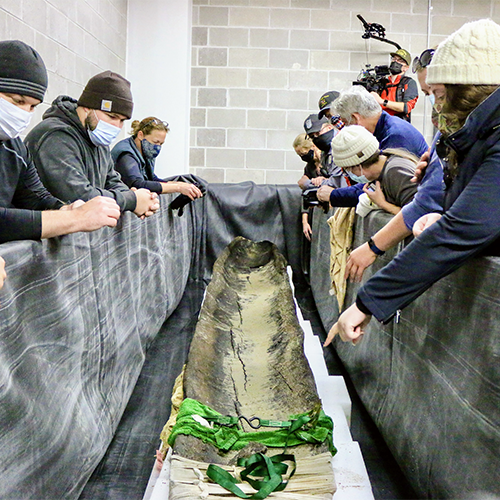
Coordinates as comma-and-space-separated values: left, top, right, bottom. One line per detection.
370, 47, 419, 123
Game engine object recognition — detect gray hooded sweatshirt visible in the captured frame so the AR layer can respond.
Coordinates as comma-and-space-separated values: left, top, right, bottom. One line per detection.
25, 96, 136, 212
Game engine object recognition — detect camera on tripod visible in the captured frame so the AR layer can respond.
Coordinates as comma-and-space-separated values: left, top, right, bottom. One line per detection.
353, 64, 391, 94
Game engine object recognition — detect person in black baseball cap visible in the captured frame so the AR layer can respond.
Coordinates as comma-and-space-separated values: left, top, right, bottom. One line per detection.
0, 40, 122, 244
26, 70, 160, 220
317, 90, 340, 120
303, 113, 346, 188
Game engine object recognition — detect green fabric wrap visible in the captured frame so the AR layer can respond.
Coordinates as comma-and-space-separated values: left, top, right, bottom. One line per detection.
167, 398, 336, 454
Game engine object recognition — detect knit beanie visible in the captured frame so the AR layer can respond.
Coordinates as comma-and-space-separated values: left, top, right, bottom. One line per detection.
0, 40, 48, 101
331, 125, 379, 167
78, 70, 134, 119
427, 19, 500, 85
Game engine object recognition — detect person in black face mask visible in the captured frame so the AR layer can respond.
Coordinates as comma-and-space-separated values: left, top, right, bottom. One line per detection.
303, 113, 346, 189
293, 133, 327, 191
370, 48, 419, 123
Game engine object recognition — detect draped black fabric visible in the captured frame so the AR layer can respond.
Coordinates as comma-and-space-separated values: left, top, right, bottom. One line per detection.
195, 182, 303, 281
311, 208, 500, 499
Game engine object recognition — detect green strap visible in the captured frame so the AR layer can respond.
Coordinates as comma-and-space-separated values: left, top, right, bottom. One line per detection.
167, 398, 336, 455
205, 415, 239, 426
206, 452, 296, 499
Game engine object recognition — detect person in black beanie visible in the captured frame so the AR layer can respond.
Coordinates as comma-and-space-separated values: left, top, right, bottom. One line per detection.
25, 71, 160, 219
0, 40, 121, 244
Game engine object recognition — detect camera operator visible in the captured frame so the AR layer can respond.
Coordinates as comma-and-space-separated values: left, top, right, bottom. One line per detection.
371, 48, 419, 122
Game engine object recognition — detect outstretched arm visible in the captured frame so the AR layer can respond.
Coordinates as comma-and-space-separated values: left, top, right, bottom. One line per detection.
346, 211, 411, 282
40, 196, 121, 238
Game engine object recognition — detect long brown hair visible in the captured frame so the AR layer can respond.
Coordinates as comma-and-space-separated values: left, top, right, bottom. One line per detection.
443, 84, 498, 132
441, 84, 499, 178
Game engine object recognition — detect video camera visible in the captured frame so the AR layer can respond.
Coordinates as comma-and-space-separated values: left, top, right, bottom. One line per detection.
302, 187, 330, 214
353, 64, 390, 94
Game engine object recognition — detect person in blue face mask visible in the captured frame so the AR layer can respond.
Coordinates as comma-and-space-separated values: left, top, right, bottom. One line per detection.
25, 71, 160, 220
111, 117, 203, 200
332, 125, 418, 215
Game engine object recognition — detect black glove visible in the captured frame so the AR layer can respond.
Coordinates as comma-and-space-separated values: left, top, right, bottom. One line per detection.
169, 181, 206, 216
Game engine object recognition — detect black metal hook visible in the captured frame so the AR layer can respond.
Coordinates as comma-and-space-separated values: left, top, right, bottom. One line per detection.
238, 415, 261, 429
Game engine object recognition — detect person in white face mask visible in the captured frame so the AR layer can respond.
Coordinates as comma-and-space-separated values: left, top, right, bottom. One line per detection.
25, 71, 159, 219
0, 40, 121, 244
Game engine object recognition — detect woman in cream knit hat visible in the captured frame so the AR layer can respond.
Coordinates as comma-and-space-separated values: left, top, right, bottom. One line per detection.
326, 18, 500, 346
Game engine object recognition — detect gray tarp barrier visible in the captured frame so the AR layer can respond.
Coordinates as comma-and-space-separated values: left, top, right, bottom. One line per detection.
0, 197, 192, 499
0, 183, 304, 500
310, 207, 500, 499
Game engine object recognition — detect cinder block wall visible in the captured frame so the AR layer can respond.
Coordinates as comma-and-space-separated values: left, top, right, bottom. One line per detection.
189, 0, 500, 184
0, 0, 128, 134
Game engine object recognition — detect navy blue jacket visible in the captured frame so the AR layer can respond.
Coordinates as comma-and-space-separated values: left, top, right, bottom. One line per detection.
329, 111, 428, 207
111, 137, 163, 194
357, 87, 500, 322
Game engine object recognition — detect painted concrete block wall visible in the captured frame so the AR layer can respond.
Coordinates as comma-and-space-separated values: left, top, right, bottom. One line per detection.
189, 0, 500, 184
0, 0, 128, 137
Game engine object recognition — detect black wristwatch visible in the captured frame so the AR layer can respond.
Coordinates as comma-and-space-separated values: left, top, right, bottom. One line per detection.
383, 99, 388, 107
368, 237, 385, 256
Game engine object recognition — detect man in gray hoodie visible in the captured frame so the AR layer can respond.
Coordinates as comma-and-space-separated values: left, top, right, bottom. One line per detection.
26, 71, 159, 219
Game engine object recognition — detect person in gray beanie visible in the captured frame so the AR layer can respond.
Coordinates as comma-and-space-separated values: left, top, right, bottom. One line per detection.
0, 40, 122, 244
326, 18, 500, 349
25, 71, 159, 219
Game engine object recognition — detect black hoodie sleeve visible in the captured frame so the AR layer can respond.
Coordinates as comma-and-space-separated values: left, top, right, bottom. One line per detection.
0, 208, 42, 243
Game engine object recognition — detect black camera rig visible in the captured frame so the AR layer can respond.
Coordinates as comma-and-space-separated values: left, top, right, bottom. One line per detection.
353, 64, 391, 93
353, 15, 401, 94
302, 187, 330, 213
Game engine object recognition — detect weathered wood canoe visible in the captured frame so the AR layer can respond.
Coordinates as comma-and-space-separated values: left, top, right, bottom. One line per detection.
163, 237, 335, 498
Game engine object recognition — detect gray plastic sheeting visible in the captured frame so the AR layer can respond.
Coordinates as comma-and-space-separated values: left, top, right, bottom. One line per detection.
0, 183, 305, 500
311, 208, 500, 499
0, 198, 192, 499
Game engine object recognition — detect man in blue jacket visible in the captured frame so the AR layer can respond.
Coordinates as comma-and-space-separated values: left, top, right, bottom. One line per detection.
317, 85, 444, 280
317, 86, 429, 207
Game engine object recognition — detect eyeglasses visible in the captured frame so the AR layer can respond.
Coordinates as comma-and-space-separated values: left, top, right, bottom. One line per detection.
412, 49, 435, 73
143, 118, 169, 129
